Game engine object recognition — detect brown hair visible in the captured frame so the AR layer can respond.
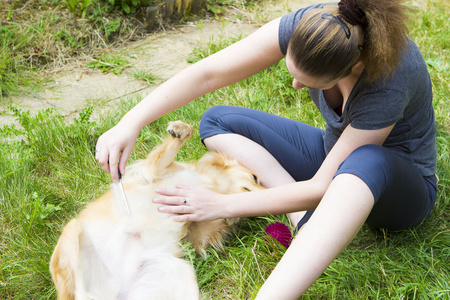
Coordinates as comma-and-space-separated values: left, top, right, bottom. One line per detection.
287, 0, 410, 82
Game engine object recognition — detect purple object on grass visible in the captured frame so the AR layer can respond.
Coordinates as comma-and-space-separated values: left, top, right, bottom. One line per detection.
264, 222, 292, 248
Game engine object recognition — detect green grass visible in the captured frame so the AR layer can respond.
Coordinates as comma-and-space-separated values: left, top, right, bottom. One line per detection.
0, 23, 47, 98
1, 0, 449, 299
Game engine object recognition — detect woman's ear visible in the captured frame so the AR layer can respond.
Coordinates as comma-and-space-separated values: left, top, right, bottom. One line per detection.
352, 60, 365, 71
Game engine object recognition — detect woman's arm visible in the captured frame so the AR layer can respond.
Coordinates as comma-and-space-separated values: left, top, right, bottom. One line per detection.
96, 18, 285, 181
155, 123, 394, 220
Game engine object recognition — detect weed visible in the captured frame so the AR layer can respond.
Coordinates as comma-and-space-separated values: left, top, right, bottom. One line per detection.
103, 18, 122, 40
56, 30, 82, 48
87, 54, 131, 74
132, 69, 161, 84
108, 0, 145, 14
66, 0, 93, 18
187, 33, 243, 63
0, 25, 44, 98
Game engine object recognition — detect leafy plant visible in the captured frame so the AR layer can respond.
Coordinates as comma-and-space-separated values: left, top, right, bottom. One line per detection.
103, 18, 122, 40
66, 0, 93, 18
87, 55, 131, 74
107, 0, 150, 14
56, 30, 83, 48
206, 2, 227, 19
205, 0, 240, 19
24, 192, 62, 229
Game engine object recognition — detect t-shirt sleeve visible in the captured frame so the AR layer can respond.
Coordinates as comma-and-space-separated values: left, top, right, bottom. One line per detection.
278, 3, 336, 55
278, 11, 301, 55
349, 89, 409, 130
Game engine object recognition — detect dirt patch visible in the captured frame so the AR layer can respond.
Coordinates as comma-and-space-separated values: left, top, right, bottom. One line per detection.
1, 0, 322, 126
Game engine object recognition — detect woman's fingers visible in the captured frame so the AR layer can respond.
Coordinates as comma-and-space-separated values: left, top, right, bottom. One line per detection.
95, 147, 111, 174
95, 124, 138, 182
158, 202, 192, 214
155, 185, 192, 197
154, 186, 208, 221
153, 186, 225, 222
118, 145, 133, 177
153, 195, 187, 206
108, 149, 121, 182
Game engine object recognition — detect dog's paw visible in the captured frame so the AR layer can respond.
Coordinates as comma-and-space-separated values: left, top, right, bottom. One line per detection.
167, 121, 193, 141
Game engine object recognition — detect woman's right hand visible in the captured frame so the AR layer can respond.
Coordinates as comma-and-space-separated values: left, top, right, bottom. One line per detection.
95, 122, 140, 183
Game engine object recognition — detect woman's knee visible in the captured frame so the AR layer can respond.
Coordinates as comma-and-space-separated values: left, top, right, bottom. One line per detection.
338, 145, 392, 175
336, 145, 432, 230
336, 144, 393, 201
200, 105, 225, 127
199, 105, 234, 140
201, 105, 227, 123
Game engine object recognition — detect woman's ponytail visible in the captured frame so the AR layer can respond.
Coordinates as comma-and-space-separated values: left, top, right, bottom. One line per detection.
354, 0, 410, 82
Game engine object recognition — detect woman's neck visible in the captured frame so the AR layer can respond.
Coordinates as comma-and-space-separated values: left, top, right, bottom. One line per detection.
336, 62, 365, 100
323, 62, 365, 116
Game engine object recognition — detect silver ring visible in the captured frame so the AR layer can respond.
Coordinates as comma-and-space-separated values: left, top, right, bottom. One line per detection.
183, 198, 187, 204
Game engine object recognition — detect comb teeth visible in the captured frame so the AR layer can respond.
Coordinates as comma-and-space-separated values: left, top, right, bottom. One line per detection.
113, 170, 131, 216
113, 183, 128, 216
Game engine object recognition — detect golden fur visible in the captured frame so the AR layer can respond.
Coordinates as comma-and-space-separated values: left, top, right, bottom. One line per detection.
50, 121, 263, 300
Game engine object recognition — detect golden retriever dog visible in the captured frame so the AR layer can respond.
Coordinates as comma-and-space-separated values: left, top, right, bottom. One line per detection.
50, 121, 263, 300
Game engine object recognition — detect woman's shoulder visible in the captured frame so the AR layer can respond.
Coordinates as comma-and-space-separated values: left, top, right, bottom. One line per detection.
350, 39, 428, 96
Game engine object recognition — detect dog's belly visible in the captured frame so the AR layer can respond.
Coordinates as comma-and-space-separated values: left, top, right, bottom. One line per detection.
78, 176, 200, 299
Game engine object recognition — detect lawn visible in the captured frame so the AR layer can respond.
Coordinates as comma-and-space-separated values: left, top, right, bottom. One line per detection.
1, 0, 449, 299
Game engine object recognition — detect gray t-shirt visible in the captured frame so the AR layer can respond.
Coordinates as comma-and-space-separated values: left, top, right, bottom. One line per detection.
278, 4, 436, 176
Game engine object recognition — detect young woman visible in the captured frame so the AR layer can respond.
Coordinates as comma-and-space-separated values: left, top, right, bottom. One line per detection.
95, 0, 436, 297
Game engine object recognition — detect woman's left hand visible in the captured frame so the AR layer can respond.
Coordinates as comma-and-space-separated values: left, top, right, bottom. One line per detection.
153, 185, 227, 222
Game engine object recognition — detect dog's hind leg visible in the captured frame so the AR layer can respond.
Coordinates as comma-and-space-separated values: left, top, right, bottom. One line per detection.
186, 220, 235, 257
50, 220, 91, 300
124, 121, 194, 182
140, 121, 193, 177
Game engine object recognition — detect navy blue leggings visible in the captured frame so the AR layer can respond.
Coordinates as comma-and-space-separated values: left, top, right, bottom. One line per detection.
200, 106, 437, 230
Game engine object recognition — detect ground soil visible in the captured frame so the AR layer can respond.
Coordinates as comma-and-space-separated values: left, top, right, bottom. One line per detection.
1, 0, 321, 126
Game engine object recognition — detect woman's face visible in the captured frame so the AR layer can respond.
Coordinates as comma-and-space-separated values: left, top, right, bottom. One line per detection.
285, 52, 339, 90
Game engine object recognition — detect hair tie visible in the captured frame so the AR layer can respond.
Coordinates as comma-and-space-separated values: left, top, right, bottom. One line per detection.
321, 13, 351, 39
338, 0, 367, 27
